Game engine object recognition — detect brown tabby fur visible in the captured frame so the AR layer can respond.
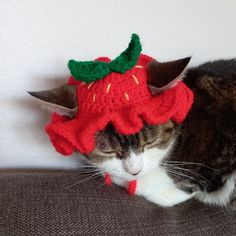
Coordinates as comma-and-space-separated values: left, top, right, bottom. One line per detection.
90, 59, 236, 196
29, 58, 236, 201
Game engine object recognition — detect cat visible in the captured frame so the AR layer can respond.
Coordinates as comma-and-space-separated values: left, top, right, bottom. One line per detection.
29, 57, 236, 207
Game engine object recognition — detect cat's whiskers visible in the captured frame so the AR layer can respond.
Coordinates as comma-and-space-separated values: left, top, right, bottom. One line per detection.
162, 166, 206, 188
161, 163, 211, 185
65, 171, 104, 189
51, 167, 101, 177
64, 166, 126, 190
174, 166, 210, 185
163, 160, 218, 171
165, 168, 206, 187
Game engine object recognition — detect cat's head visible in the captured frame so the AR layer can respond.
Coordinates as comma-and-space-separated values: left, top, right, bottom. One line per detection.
29, 57, 190, 181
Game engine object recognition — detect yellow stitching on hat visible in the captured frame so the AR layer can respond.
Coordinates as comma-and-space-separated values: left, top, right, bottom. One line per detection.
124, 93, 129, 101
132, 75, 139, 85
106, 83, 112, 93
88, 82, 94, 89
93, 93, 96, 102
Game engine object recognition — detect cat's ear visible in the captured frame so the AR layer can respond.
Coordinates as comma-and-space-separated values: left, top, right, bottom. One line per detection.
147, 57, 191, 94
28, 84, 78, 117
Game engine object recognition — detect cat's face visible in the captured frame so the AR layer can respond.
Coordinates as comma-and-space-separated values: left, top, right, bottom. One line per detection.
86, 120, 178, 181
28, 56, 191, 181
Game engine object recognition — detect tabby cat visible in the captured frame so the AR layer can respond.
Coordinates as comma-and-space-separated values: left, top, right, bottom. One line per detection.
29, 57, 236, 207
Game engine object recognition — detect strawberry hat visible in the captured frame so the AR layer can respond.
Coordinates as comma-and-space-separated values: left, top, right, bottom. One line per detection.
45, 34, 194, 155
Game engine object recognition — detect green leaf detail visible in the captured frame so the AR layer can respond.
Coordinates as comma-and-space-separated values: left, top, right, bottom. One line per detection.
109, 34, 142, 73
68, 60, 110, 83
68, 33, 142, 83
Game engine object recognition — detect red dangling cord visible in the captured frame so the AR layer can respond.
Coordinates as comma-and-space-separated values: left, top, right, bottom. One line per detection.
104, 173, 112, 186
104, 173, 137, 195
127, 180, 137, 195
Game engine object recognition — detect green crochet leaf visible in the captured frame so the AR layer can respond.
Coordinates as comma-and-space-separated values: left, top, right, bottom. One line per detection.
109, 34, 142, 73
68, 60, 110, 83
68, 33, 142, 83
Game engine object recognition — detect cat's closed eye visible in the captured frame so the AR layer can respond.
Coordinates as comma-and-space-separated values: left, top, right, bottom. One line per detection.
95, 142, 117, 156
94, 131, 121, 157
92, 122, 176, 160
141, 138, 159, 151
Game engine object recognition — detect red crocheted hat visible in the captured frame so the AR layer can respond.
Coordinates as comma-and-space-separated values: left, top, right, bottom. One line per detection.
45, 34, 193, 155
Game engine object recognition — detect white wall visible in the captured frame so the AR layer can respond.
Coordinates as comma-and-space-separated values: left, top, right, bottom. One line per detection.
0, 0, 235, 168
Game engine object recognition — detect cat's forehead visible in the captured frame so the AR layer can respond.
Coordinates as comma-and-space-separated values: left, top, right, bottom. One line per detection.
96, 124, 140, 149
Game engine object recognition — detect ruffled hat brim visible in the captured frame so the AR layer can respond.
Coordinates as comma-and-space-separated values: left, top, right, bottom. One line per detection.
45, 82, 193, 155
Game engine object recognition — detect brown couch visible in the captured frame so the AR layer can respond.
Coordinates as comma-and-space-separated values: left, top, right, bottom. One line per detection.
0, 170, 235, 236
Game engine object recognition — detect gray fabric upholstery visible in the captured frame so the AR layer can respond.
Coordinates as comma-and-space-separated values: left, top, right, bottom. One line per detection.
0, 171, 235, 236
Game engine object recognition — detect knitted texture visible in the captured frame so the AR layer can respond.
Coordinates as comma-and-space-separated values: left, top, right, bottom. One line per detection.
68, 34, 142, 83
45, 54, 194, 155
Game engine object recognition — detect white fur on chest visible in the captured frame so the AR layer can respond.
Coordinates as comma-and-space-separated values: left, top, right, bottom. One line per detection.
135, 167, 193, 207
105, 143, 194, 207
97, 139, 235, 207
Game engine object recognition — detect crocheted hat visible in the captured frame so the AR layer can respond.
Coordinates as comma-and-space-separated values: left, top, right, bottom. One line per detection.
45, 34, 193, 155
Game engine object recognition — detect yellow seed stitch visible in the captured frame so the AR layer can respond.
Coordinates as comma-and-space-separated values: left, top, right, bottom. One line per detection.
93, 93, 96, 102
135, 65, 143, 68
132, 75, 139, 85
124, 93, 129, 101
88, 82, 94, 89
106, 83, 112, 93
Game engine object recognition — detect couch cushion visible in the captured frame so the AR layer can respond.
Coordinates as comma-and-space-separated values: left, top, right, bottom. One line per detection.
0, 170, 235, 236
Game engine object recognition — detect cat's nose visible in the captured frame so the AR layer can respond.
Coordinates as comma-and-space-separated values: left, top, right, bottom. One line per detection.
131, 170, 141, 176
125, 164, 142, 176
123, 153, 143, 176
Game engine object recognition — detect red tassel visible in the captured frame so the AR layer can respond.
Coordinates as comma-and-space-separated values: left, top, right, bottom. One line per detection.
104, 173, 112, 186
127, 180, 137, 195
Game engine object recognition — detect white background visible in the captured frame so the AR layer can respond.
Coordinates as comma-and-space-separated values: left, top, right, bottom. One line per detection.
0, 0, 235, 169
